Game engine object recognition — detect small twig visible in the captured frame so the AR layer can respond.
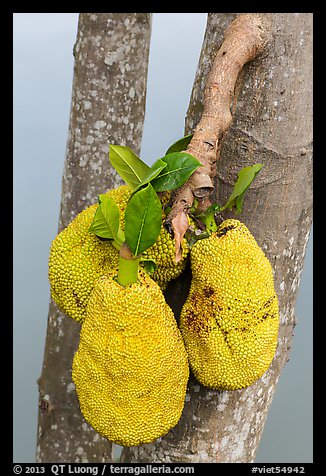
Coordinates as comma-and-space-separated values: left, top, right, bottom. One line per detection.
167, 14, 270, 229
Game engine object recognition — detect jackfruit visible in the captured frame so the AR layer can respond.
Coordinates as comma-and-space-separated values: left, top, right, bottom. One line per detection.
48, 203, 119, 323
48, 185, 190, 322
179, 219, 279, 390
72, 269, 189, 446
142, 225, 189, 288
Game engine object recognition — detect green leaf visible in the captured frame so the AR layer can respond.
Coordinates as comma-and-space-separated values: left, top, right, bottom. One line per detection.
220, 164, 264, 214
140, 258, 157, 274
109, 144, 150, 190
89, 195, 124, 245
151, 152, 201, 192
132, 158, 167, 195
190, 203, 221, 234
125, 184, 162, 257
185, 229, 210, 249
89, 205, 112, 239
164, 205, 172, 216
166, 133, 193, 154
202, 204, 221, 233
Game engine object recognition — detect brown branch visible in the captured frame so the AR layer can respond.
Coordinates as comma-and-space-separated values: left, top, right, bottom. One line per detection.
167, 14, 270, 227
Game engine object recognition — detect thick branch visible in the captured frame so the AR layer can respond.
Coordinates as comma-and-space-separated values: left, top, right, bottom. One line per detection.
36, 13, 152, 463
167, 13, 269, 223
121, 12, 312, 464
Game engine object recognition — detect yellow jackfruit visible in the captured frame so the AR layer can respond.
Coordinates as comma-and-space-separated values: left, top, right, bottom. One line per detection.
48, 204, 119, 322
48, 185, 190, 322
179, 219, 279, 390
72, 270, 189, 446
142, 226, 189, 289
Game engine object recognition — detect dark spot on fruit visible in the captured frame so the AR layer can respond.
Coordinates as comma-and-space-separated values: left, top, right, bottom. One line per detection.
214, 320, 234, 353
263, 295, 275, 308
215, 302, 223, 312
203, 286, 214, 298
184, 293, 211, 335
100, 256, 108, 268
72, 290, 82, 308
184, 309, 207, 335
216, 225, 236, 237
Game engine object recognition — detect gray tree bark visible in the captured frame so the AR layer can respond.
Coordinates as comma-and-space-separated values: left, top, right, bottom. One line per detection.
120, 13, 313, 463
36, 13, 152, 463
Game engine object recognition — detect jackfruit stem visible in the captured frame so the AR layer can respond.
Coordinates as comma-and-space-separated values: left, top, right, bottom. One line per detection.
117, 243, 139, 287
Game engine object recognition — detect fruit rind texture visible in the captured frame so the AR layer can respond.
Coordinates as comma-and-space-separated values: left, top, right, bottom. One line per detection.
72, 270, 189, 446
48, 203, 118, 323
179, 219, 279, 391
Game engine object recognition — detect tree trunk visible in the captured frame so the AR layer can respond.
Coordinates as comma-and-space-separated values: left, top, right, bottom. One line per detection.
120, 13, 312, 463
36, 13, 152, 463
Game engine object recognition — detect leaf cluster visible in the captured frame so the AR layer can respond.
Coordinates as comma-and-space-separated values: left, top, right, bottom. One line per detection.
190, 164, 264, 236
89, 136, 199, 258
89, 132, 264, 259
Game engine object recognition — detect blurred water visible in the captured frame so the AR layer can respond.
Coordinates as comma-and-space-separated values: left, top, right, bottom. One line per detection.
13, 13, 312, 463
13, 13, 79, 463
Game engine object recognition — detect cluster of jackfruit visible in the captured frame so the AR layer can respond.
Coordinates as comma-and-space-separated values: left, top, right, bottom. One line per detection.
179, 219, 279, 390
48, 185, 189, 322
72, 269, 189, 446
49, 181, 280, 446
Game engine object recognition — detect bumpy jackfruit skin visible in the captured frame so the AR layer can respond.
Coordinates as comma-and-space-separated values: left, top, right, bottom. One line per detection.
142, 226, 189, 289
179, 219, 279, 391
72, 270, 189, 446
49, 185, 190, 322
48, 203, 119, 322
